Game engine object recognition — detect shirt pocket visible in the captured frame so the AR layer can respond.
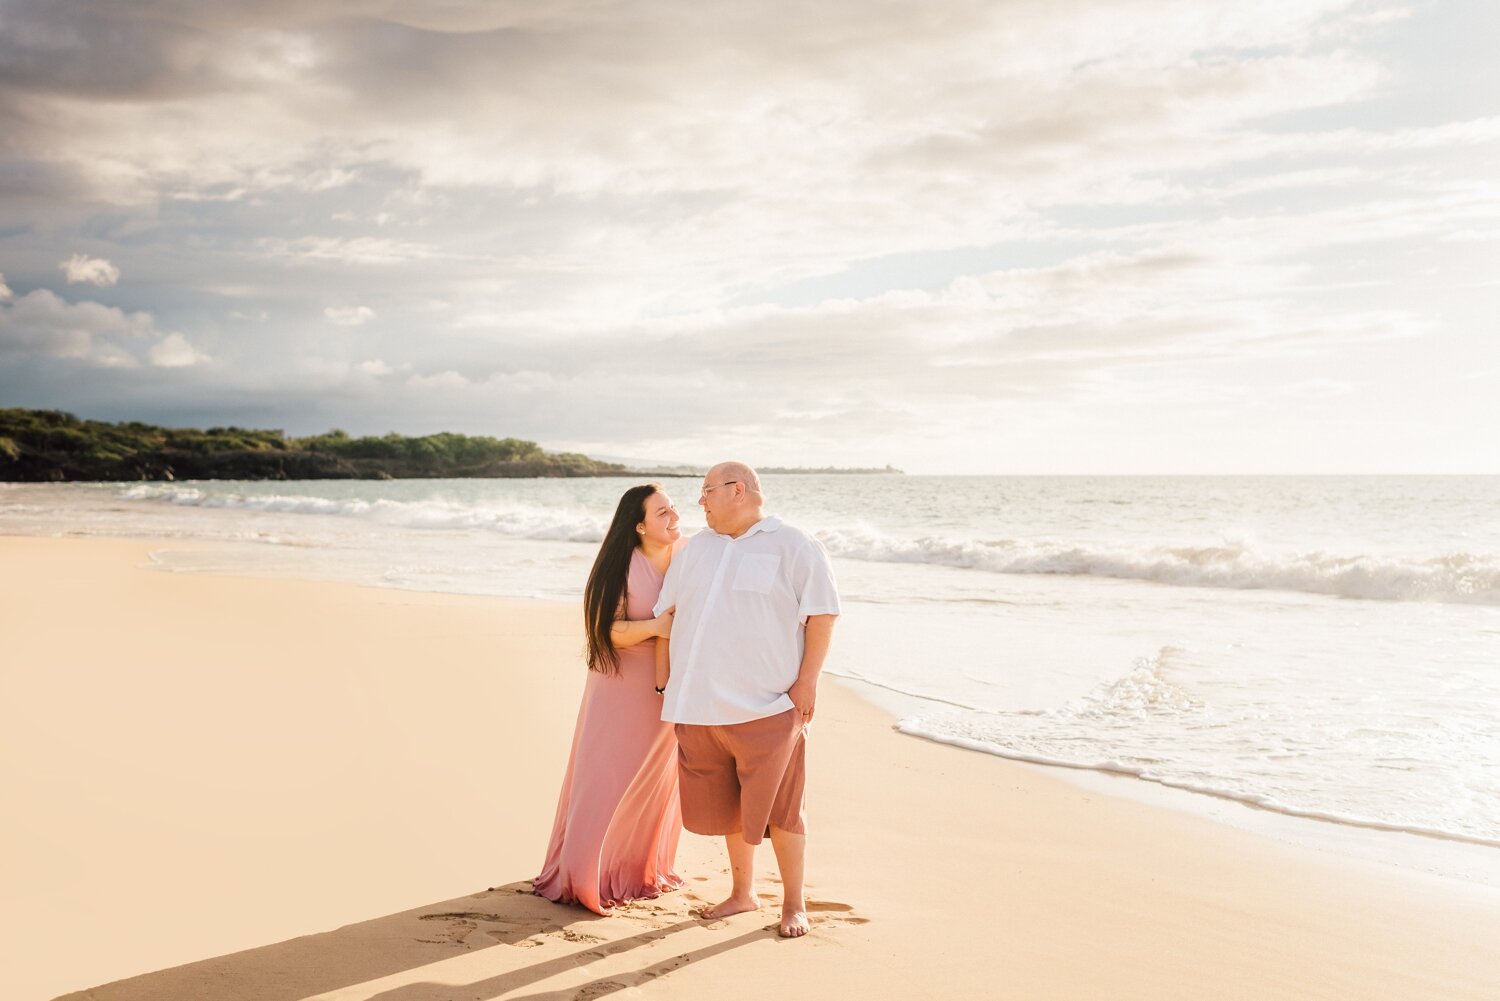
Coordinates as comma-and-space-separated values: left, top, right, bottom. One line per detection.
732, 553, 780, 594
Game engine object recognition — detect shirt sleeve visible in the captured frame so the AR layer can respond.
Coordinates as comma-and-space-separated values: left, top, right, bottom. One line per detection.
794, 535, 841, 622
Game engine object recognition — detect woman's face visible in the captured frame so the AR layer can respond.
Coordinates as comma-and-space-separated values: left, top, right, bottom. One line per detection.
638, 490, 681, 546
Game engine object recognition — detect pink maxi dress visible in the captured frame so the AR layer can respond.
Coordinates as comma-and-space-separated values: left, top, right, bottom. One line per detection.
533, 548, 684, 913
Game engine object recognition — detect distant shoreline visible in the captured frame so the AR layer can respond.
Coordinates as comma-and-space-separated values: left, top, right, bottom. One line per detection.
630, 465, 905, 477
0, 409, 903, 482
0, 408, 627, 482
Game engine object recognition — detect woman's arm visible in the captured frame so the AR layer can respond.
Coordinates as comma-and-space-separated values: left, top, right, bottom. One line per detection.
654, 625, 671, 693
610, 611, 673, 649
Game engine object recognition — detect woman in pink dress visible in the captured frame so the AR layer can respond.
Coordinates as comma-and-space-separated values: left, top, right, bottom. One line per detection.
534, 483, 685, 913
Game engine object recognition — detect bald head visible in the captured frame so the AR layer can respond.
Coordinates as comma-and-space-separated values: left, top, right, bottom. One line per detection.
709, 461, 762, 497
700, 460, 765, 537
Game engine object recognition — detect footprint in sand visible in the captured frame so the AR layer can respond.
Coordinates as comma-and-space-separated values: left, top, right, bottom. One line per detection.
509, 936, 546, 948
808, 900, 871, 927
421, 910, 515, 923
610, 905, 675, 931
421, 910, 566, 948
579, 937, 640, 961
572, 980, 629, 1000
415, 914, 482, 946
757, 901, 871, 935
640, 953, 691, 979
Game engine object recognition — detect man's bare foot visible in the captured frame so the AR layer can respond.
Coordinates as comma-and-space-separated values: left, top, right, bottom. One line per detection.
701, 893, 760, 920
779, 903, 810, 938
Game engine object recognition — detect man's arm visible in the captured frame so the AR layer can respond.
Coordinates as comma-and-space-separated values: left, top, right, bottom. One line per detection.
787, 613, 836, 720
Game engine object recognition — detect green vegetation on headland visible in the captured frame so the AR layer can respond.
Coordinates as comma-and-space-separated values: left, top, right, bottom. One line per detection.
0, 409, 628, 481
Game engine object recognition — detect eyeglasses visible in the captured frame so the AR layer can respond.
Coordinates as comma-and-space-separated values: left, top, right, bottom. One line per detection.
699, 480, 740, 500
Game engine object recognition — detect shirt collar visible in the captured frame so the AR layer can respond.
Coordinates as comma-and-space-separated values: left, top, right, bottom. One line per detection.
718, 515, 781, 540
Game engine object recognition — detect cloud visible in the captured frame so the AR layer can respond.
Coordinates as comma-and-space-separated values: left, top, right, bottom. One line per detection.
147, 332, 210, 367
0, 0, 1494, 472
0, 291, 97, 361
262, 236, 439, 265
0, 287, 155, 366
91, 344, 142, 369
59, 254, 121, 286
0, 282, 214, 372
406, 370, 469, 390
0, 273, 12, 302
0, 0, 1374, 219
324, 305, 375, 326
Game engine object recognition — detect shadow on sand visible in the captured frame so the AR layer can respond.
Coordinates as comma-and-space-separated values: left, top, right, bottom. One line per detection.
53, 881, 779, 1001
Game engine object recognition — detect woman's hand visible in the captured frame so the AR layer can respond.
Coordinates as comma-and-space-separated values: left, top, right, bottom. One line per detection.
653, 609, 675, 638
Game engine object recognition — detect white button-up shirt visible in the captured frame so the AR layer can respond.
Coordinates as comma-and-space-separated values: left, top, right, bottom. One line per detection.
654, 516, 840, 725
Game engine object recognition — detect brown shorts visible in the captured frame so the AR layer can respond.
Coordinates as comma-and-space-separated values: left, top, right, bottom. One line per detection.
674, 708, 807, 845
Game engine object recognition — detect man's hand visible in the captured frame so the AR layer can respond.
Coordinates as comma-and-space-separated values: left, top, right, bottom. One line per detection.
788, 677, 817, 722
788, 614, 835, 723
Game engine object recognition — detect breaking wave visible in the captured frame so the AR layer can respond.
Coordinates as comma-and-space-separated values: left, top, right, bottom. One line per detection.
115, 485, 1500, 605
815, 526, 1500, 606
116, 484, 608, 542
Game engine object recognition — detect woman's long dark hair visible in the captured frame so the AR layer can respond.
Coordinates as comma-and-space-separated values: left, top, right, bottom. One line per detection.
584, 483, 662, 675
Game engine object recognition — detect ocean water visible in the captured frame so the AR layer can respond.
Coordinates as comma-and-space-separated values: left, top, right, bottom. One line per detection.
4, 475, 1499, 848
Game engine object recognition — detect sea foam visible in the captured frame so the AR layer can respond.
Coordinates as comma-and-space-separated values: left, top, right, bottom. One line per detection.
815, 526, 1500, 605
117, 484, 608, 542
115, 484, 1500, 605
890, 647, 1500, 848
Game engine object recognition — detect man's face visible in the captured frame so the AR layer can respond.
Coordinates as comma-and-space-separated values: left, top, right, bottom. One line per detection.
698, 469, 736, 531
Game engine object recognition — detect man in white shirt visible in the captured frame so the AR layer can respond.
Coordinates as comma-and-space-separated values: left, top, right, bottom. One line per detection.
654, 461, 839, 938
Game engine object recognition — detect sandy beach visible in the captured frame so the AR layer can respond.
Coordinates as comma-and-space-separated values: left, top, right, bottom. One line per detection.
4, 534, 1499, 1001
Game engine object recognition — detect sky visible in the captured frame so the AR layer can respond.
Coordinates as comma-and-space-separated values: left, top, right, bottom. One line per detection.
0, 0, 1496, 474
